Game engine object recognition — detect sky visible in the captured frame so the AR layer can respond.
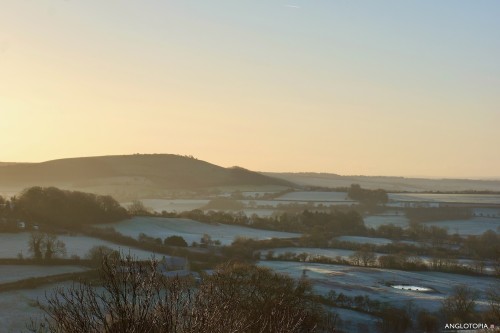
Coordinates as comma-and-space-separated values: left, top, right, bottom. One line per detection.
0, 0, 499, 178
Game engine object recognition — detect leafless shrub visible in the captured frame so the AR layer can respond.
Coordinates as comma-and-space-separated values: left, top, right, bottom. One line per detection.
28, 257, 334, 333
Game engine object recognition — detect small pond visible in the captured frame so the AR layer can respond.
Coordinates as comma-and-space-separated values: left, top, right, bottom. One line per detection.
391, 285, 433, 292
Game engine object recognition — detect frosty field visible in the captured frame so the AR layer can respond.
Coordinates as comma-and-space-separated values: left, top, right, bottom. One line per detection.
363, 215, 410, 229
0, 233, 165, 260
0, 281, 73, 333
259, 261, 499, 313
275, 191, 355, 203
422, 217, 500, 236
0, 265, 88, 284
389, 193, 500, 204
100, 217, 301, 245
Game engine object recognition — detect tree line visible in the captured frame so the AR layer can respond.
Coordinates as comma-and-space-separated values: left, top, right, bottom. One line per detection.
1, 187, 128, 228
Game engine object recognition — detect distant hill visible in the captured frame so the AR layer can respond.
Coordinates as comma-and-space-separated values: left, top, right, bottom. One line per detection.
0, 154, 293, 199
265, 172, 500, 192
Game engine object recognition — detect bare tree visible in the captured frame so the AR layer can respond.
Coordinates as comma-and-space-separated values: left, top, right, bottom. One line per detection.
486, 283, 500, 323
29, 257, 333, 333
28, 232, 45, 260
44, 234, 67, 260
28, 232, 66, 260
350, 248, 376, 267
127, 200, 151, 215
441, 284, 478, 323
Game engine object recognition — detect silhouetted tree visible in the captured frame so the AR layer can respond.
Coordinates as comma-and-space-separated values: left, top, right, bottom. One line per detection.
28, 257, 333, 333
28, 232, 66, 260
127, 200, 151, 215
85, 245, 119, 266
164, 235, 188, 247
28, 232, 45, 260
441, 284, 478, 323
378, 307, 411, 333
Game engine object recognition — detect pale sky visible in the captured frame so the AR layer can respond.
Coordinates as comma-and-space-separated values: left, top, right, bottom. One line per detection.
1, 1, 499, 178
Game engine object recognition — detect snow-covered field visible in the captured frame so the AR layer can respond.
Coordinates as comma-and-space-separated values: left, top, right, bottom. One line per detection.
363, 215, 410, 229
0, 265, 88, 284
422, 217, 500, 236
100, 217, 300, 246
259, 261, 499, 313
0, 233, 165, 260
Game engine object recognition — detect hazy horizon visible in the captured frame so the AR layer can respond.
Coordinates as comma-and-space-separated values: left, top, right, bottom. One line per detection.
2, 153, 500, 181
1, 1, 499, 178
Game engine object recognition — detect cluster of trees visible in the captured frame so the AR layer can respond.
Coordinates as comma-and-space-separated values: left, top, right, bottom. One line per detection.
373, 223, 450, 246
463, 230, 500, 260
13, 187, 128, 227
164, 235, 189, 247
263, 246, 495, 276
347, 184, 388, 207
168, 208, 365, 238
29, 257, 335, 333
223, 237, 297, 261
27, 232, 66, 260
85, 226, 223, 270
441, 284, 500, 328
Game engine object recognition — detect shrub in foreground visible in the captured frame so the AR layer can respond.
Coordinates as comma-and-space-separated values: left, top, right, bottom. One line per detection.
29, 257, 334, 333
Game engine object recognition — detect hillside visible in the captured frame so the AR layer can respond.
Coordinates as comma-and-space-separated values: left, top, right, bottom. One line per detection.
0, 155, 293, 199
265, 172, 500, 192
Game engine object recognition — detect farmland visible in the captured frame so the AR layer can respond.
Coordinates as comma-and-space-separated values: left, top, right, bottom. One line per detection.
0, 265, 88, 284
422, 217, 500, 236
259, 260, 499, 313
99, 217, 300, 245
0, 282, 73, 333
0, 233, 165, 260
1, 187, 499, 331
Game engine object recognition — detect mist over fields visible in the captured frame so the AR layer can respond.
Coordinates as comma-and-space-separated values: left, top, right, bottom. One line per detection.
3, 154, 500, 201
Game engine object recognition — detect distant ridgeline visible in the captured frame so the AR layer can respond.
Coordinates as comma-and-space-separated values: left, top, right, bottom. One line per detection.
0, 154, 294, 190
5, 187, 128, 227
